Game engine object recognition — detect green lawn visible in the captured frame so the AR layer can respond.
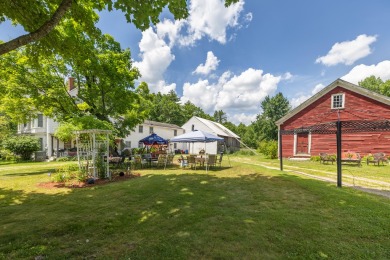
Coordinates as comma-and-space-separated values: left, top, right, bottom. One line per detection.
0, 157, 389, 259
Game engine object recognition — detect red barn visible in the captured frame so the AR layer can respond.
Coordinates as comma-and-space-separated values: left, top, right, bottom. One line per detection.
276, 79, 390, 158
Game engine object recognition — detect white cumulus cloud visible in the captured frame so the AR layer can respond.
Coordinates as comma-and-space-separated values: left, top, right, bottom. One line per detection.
341, 60, 390, 84
133, 0, 248, 94
181, 68, 282, 125
316, 34, 377, 66
193, 51, 220, 75
178, 0, 245, 46
133, 28, 176, 93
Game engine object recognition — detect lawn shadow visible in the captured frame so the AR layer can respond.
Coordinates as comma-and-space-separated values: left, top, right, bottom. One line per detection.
3, 169, 55, 177
1, 168, 389, 259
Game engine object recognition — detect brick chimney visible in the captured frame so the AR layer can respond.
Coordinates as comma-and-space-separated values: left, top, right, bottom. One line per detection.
68, 77, 75, 91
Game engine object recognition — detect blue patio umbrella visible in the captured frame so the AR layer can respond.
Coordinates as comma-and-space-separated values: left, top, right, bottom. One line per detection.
139, 133, 168, 145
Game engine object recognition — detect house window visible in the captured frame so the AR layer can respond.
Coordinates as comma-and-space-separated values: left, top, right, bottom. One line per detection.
331, 93, 345, 109
174, 130, 177, 136
191, 124, 195, 131
149, 127, 153, 134
174, 143, 177, 149
139, 125, 143, 133
138, 142, 144, 148
37, 114, 43, 127
125, 141, 131, 147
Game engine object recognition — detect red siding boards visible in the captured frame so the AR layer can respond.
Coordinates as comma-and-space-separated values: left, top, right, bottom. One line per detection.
279, 80, 390, 158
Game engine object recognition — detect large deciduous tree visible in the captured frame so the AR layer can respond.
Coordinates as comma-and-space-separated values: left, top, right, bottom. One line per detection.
213, 110, 227, 124
359, 75, 390, 97
0, 0, 239, 56
148, 91, 185, 126
254, 93, 290, 141
0, 34, 150, 138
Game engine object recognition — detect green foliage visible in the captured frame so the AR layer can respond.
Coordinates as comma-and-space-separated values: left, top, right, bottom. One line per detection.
53, 164, 84, 182
96, 149, 107, 180
0, 148, 17, 161
258, 140, 278, 159
254, 93, 290, 141
3, 135, 40, 160
310, 155, 321, 162
148, 91, 185, 126
0, 35, 148, 138
0, 1, 239, 56
213, 110, 227, 124
182, 101, 213, 121
56, 156, 69, 162
359, 75, 390, 97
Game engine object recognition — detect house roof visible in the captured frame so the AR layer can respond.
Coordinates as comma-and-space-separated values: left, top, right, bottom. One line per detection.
192, 116, 240, 139
276, 78, 390, 126
143, 120, 183, 129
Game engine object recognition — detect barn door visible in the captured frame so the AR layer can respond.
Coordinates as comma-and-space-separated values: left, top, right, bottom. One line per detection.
296, 133, 309, 154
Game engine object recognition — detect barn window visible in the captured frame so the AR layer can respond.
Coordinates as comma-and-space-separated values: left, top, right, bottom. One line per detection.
331, 93, 345, 109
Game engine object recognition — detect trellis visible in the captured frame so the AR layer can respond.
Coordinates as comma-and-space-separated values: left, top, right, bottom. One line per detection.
74, 129, 112, 179
279, 120, 390, 187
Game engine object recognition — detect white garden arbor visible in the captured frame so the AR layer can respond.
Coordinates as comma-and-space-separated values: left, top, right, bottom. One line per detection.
73, 129, 112, 179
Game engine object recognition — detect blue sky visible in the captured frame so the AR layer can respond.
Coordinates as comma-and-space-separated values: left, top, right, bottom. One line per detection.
2, 0, 390, 125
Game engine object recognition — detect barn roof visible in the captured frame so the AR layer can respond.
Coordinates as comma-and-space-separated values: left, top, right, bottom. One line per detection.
192, 116, 240, 139
143, 120, 182, 129
276, 78, 390, 126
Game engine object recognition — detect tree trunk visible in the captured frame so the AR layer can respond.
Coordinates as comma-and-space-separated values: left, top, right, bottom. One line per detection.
0, 0, 73, 55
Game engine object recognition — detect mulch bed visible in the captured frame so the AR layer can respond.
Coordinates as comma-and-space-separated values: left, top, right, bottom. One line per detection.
37, 173, 141, 189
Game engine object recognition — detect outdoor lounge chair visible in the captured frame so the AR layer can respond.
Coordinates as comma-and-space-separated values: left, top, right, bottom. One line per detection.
319, 153, 335, 164
367, 153, 388, 166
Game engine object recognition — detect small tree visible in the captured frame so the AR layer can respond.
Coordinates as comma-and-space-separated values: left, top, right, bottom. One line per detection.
3, 135, 40, 160
258, 140, 278, 159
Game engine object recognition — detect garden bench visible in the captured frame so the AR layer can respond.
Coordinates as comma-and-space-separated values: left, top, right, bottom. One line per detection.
367, 153, 388, 166
319, 153, 335, 164
341, 152, 361, 166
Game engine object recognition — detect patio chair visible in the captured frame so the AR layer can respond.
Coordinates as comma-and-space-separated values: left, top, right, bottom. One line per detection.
167, 154, 175, 166
206, 154, 217, 170
187, 155, 197, 169
152, 154, 167, 168
216, 153, 223, 168
133, 155, 148, 169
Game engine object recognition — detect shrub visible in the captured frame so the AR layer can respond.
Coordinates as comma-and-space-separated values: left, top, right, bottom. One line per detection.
0, 149, 17, 161
234, 149, 256, 156
56, 156, 70, 162
3, 136, 40, 161
311, 156, 320, 162
258, 140, 278, 159
53, 164, 84, 183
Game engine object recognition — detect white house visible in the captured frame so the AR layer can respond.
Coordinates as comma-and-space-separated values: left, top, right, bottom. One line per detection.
120, 120, 185, 152
181, 116, 241, 154
17, 114, 67, 157
17, 117, 185, 157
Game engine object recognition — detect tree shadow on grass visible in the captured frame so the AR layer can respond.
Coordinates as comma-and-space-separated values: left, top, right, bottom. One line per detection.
2, 169, 56, 177
0, 171, 389, 259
